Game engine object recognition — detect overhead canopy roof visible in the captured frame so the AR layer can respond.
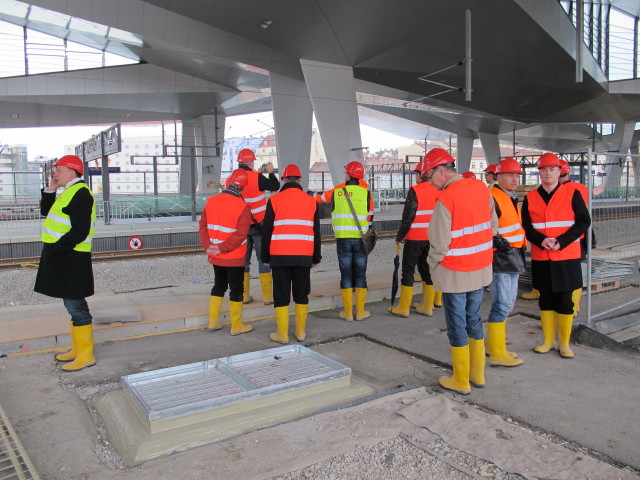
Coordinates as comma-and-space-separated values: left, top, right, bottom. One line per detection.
0, 0, 638, 152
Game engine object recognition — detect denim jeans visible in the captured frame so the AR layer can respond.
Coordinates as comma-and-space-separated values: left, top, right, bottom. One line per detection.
442, 288, 484, 347
245, 224, 271, 274
63, 298, 93, 327
488, 272, 519, 323
336, 238, 368, 289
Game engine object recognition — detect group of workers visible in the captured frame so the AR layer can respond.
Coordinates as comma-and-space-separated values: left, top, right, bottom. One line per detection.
37, 147, 590, 392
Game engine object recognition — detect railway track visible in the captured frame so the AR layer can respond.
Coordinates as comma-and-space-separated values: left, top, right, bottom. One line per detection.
0, 232, 398, 271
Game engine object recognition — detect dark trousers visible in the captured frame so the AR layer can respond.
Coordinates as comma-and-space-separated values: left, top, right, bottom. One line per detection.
539, 290, 574, 315
211, 265, 244, 302
272, 266, 311, 308
63, 298, 92, 327
401, 240, 432, 287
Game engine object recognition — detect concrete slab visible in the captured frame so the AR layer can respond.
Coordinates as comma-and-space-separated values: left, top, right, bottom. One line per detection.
96, 377, 374, 466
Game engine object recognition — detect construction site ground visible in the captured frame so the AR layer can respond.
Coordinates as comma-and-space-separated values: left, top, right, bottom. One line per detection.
1, 262, 640, 480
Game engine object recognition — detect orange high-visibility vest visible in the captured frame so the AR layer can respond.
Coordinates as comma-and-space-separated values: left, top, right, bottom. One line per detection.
270, 188, 317, 257
526, 186, 581, 261
438, 179, 493, 271
240, 170, 267, 223
491, 187, 526, 248
405, 182, 438, 241
205, 193, 247, 261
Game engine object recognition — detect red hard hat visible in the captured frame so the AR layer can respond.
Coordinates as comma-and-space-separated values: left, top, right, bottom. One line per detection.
559, 159, 570, 175
344, 161, 364, 179
227, 168, 249, 188
537, 153, 562, 169
423, 148, 455, 173
484, 164, 498, 174
462, 171, 477, 179
497, 157, 522, 174
237, 148, 256, 164
413, 157, 426, 174
55, 155, 84, 175
282, 164, 302, 178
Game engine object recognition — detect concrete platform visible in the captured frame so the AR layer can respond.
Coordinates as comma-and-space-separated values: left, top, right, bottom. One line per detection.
0, 276, 640, 480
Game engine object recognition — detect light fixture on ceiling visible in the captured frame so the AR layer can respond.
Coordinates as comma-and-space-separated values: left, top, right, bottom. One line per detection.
259, 19, 273, 29
125, 113, 134, 117
9, 113, 19, 119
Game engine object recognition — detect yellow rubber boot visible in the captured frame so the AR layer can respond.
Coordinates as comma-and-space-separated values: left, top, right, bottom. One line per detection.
270, 306, 290, 344
260, 272, 274, 305
208, 296, 224, 330
534, 310, 557, 353
55, 321, 76, 362
438, 345, 471, 395
521, 288, 540, 300
339, 289, 354, 321
229, 300, 253, 336
557, 313, 575, 358
487, 322, 523, 367
242, 272, 253, 304
61, 325, 96, 372
355, 288, 371, 320
295, 303, 308, 342
388, 285, 413, 318
413, 282, 435, 316
468, 338, 486, 388
571, 288, 582, 316
485, 319, 517, 359
434, 290, 443, 308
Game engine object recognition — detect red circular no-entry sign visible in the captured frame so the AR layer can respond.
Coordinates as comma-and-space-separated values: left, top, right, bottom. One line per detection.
128, 236, 143, 250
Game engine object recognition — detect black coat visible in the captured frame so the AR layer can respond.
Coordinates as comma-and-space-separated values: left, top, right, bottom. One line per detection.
34, 183, 95, 299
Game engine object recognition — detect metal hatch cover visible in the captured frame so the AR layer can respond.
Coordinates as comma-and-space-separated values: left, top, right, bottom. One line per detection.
121, 345, 351, 424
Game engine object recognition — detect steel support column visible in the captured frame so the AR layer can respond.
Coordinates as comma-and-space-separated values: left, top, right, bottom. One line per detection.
270, 72, 314, 189
300, 59, 363, 186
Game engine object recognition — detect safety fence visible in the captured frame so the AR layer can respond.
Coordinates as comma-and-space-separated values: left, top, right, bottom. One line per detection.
586, 151, 640, 324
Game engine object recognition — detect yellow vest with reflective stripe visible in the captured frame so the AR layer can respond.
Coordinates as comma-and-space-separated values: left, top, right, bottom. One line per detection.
332, 185, 369, 239
41, 182, 95, 252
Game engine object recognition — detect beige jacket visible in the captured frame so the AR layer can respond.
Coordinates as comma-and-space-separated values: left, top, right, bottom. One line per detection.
427, 174, 498, 293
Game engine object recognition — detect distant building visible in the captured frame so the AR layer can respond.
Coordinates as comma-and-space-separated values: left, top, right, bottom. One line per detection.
0, 144, 42, 199
222, 137, 265, 173
257, 134, 277, 168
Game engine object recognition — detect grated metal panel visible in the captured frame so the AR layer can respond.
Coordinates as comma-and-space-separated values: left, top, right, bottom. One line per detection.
0, 403, 40, 480
122, 345, 350, 423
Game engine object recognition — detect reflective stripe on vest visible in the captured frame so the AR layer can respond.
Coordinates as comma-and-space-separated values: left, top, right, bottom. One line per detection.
331, 185, 369, 239
270, 188, 317, 256
205, 192, 248, 261
41, 182, 95, 252
491, 187, 526, 248
240, 170, 267, 223
526, 186, 581, 261
405, 182, 438, 241
437, 178, 493, 271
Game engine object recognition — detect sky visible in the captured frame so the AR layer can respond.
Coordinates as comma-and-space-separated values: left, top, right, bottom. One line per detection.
0, 112, 413, 162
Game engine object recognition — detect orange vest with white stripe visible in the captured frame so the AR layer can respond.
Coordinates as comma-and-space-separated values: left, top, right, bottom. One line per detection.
526, 186, 581, 261
269, 188, 317, 257
240, 170, 267, 223
438, 179, 493, 272
491, 187, 526, 248
205, 192, 247, 261
405, 182, 438, 241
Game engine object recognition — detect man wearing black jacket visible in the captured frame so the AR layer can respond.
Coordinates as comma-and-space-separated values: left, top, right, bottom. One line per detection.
35, 155, 96, 372
262, 164, 321, 344
486, 158, 527, 367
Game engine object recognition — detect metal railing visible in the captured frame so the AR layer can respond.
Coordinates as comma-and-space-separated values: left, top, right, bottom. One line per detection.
586, 150, 640, 324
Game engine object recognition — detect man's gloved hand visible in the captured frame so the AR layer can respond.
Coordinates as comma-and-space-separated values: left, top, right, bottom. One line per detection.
395, 242, 403, 256
493, 236, 511, 253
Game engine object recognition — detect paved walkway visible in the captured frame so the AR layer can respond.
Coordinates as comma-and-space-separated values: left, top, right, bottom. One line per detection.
1, 273, 639, 478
